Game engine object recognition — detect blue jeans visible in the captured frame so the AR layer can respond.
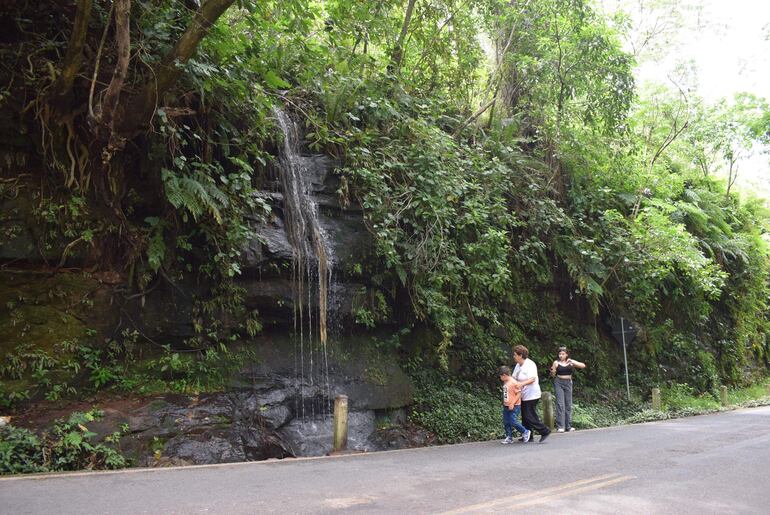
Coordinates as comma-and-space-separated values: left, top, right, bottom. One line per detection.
503, 406, 527, 438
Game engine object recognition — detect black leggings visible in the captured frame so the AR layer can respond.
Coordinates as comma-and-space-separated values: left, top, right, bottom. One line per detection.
520, 398, 550, 436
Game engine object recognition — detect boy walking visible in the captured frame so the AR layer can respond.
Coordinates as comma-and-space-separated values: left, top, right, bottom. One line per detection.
499, 366, 531, 444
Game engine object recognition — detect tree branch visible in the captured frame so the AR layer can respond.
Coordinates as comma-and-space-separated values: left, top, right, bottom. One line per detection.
50, 0, 93, 99
118, 0, 236, 133
389, 0, 417, 74
454, 96, 497, 137
97, 0, 131, 132
88, 1, 115, 120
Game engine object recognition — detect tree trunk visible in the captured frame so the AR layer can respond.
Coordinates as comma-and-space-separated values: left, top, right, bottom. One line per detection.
726, 154, 738, 199
454, 96, 497, 136
50, 0, 93, 100
97, 0, 131, 133
389, 0, 417, 74
118, 0, 236, 134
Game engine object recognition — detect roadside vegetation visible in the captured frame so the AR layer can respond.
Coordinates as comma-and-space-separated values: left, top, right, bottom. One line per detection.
0, 409, 128, 475
411, 375, 770, 443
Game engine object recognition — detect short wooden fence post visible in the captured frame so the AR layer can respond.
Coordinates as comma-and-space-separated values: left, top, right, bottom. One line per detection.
651, 388, 661, 411
333, 395, 348, 453
720, 385, 729, 407
542, 392, 555, 431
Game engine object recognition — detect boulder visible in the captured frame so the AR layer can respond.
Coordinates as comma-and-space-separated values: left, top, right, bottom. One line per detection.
279, 410, 376, 456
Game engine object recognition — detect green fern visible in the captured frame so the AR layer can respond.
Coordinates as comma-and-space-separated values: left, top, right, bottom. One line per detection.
161, 168, 229, 224
145, 217, 166, 272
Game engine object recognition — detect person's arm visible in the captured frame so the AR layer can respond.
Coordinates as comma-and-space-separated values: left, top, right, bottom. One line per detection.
550, 361, 558, 377
568, 358, 586, 369
513, 377, 532, 387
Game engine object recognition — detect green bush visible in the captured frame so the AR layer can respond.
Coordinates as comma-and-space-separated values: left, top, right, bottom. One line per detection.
661, 383, 720, 410
0, 425, 47, 474
570, 399, 644, 429
410, 370, 501, 443
0, 409, 128, 475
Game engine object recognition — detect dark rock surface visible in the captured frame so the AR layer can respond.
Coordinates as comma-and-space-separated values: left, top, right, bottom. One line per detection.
81, 372, 415, 466
34, 335, 419, 467
238, 153, 373, 327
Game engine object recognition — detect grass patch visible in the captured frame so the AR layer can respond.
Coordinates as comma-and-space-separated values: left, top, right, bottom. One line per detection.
660, 383, 720, 411
727, 379, 770, 405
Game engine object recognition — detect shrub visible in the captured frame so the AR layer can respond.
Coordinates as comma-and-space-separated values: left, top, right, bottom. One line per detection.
0, 425, 47, 475
410, 370, 500, 443
661, 383, 719, 410
570, 399, 644, 429
0, 410, 128, 475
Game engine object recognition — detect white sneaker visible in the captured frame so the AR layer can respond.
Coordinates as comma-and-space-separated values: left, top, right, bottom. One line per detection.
522, 430, 531, 443
501, 437, 513, 444
557, 428, 565, 433
567, 427, 575, 432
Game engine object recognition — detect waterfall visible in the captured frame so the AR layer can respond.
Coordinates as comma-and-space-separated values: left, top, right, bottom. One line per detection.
272, 106, 333, 418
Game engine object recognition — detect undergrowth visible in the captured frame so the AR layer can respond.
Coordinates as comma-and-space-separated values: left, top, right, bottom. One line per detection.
0, 409, 128, 475
409, 369, 500, 444
410, 374, 770, 442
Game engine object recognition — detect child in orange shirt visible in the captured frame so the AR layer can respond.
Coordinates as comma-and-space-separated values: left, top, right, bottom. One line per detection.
499, 366, 531, 444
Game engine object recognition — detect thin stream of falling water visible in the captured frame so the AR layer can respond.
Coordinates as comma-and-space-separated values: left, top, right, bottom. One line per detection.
298, 259, 305, 419
308, 263, 314, 419
273, 105, 334, 420
324, 266, 333, 414
292, 260, 298, 417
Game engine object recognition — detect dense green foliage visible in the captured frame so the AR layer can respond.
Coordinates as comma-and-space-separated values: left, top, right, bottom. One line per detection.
0, 410, 127, 475
409, 369, 501, 443
1, 0, 769, 416
0, 332, 254, 408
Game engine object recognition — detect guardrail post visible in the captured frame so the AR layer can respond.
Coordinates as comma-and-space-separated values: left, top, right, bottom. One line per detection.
542, 392, 555, 431
333, 394, 348, 453
651, 388, 661, 411
720, 385, 729, 407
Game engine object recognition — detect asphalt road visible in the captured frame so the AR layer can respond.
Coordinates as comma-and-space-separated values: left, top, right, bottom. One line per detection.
2, 405, 770, 514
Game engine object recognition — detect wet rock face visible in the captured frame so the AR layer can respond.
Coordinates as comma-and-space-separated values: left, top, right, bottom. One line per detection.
98, 392, 294, 466
239, 154, 373, 325
280, 411, 376, 456
80, 336, 417, 467
92, 366, 416, 466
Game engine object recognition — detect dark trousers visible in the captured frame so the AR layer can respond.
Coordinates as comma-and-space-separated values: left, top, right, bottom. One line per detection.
521, 398, 550, 436
554, 378, 573, 430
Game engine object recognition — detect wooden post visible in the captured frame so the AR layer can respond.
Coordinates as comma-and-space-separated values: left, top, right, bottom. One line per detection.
332, 394, 348, 453
766, 383, 770, 397
542, 392, 555, 431
720, 385, 729, 407
651, 388, 661, 411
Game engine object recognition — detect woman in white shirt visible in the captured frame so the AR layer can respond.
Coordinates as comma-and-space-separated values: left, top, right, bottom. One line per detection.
512, 345, 551, 443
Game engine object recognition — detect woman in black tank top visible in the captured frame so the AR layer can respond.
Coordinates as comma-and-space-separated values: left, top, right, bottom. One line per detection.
550, 347, 586, 432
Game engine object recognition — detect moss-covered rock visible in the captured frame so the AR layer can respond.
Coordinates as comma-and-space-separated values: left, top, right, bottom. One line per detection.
0, 271, 101, 358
